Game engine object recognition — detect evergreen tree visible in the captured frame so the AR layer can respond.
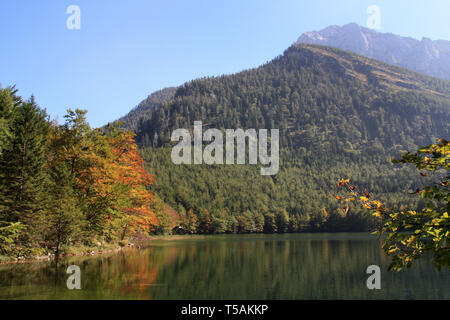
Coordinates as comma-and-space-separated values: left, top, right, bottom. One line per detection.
0, 98, 49, 229
0, 86, 20, 157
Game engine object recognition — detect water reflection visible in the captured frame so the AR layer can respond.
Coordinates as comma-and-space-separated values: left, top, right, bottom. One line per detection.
0, 234, 448, 300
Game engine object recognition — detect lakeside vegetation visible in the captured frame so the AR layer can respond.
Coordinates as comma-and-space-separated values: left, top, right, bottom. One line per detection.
0, 86, 176, 260
1, 45, 449, 266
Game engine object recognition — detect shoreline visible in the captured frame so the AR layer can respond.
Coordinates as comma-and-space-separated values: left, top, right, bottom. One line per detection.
0, 235, 202, 266
0, 232, 378, 266
0, 242, 136, 266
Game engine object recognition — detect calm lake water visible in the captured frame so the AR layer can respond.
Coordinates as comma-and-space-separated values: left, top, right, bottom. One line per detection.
0, 233, 448, 300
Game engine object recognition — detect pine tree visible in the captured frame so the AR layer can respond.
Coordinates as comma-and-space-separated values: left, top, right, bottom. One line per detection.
0, 86, 19, 157
0, 97, 49, 228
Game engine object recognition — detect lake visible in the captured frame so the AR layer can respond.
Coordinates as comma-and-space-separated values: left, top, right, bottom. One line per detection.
0, 233, 448, 300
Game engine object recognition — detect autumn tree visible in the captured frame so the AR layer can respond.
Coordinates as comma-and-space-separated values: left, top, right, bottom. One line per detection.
107, 129, 158, 239
0, 87, 173, 258
151, 195, 177, 235
336, 139, 449, 271
180, 209, 198, 234
47, 109, 110, 240
51, 112, 160, 242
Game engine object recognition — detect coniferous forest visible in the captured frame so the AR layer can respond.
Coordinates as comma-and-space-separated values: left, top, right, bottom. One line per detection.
124, 45, 450, 235
1, 44, 450, 259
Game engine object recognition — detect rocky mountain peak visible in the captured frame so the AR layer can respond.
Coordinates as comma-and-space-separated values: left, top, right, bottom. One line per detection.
296, 23, 450, 80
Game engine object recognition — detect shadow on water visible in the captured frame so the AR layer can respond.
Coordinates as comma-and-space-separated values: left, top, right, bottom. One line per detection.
0, 233, 448, 299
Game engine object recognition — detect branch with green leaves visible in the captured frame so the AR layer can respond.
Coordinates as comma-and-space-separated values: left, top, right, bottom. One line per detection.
335, 139, 449, 271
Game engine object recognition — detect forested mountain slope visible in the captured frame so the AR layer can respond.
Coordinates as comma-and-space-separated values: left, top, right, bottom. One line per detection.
117, 87, 177, 132
119, 44, 450, 233
135, 44, 449, 153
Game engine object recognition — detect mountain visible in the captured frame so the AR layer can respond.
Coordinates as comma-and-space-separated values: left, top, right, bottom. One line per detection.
297, 23, 450, 80
136, 44, 449, 151
117, 87, 177, 132
118, 43, 450, 233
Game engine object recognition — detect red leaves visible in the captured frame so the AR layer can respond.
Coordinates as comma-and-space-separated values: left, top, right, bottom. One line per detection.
363, 189, 370, 198
71, 129, 158, 233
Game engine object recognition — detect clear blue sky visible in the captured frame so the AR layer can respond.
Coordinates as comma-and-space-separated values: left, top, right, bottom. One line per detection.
1, 0, 450, 127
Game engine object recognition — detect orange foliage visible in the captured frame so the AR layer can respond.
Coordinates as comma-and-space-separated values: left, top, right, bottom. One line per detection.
73, 130, 158, 234
109, 131, 158, 232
